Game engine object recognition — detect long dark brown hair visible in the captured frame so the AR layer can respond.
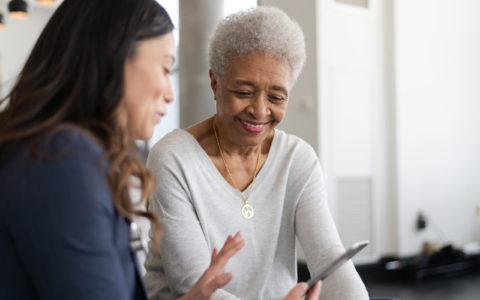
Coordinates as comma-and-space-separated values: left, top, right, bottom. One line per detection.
0, 0, 173, 244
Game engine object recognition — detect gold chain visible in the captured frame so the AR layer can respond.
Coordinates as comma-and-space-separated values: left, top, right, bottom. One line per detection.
212, 115, 261, 205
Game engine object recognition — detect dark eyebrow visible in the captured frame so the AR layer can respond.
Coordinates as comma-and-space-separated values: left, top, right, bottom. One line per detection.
232, 80, 255, 87
230, 80, 288, 95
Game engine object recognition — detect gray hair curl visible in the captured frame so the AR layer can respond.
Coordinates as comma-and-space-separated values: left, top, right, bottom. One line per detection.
208, 6, 306, 86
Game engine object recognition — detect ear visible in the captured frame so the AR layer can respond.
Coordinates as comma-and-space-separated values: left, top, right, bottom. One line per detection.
209, 69, 217, 100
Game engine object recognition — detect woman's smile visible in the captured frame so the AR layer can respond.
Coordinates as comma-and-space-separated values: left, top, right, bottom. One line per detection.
238, 118, 269, 133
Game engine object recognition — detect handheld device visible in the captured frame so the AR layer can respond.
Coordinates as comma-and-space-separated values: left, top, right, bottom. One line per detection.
307, 240, 369, 288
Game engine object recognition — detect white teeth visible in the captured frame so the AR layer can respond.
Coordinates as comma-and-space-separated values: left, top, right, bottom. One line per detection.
240, 120, 264, 129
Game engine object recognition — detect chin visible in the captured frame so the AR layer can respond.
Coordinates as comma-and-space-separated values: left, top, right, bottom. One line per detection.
134, 130, 153, 141
142, 132, 154, 140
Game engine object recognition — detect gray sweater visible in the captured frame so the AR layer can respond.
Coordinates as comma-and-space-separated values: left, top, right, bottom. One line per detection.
144, 129, 368, 300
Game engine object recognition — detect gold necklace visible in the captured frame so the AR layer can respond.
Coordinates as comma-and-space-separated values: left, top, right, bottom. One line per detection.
212, 116, 261, 219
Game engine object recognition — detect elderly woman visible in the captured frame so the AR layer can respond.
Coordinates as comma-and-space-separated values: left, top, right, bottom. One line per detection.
144, 6, 367, 300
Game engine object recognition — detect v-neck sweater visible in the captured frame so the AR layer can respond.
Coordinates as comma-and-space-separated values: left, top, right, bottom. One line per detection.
144, 129, 368, 300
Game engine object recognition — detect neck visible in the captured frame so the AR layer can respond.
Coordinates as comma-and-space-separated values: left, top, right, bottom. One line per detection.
212, 115, 269, 158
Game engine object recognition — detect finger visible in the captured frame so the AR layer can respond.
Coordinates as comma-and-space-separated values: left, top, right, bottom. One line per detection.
219, 235, 233, 251
224, 234, 233, 243
233, 231, 241, 240
228, 231, 241, 242
201, 234, 244, 281
219, 235, 234, 253
212, 232, 244, 262
222, 232, 240, 248
209, 241, 245, 273
283, 282, 309, 300
220, 231, 243, 253
305, 281, 322, 300
210, 237, 245, 270
209, 248, 218, 267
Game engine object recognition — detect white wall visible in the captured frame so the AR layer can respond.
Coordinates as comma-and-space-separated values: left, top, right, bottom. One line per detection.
318, 0, 393, 261
0, 6, 54, 98
260, 0, 394, 262
261, 0, 480, 260
258, 0, 320, 152
394, 0, 480, 255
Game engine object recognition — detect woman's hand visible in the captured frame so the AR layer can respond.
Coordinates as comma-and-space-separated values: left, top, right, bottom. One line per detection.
284, 281, 322, 300
179, 231, 245, 300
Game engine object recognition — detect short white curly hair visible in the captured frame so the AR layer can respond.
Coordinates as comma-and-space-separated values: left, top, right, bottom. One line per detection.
208, 6, 306, 86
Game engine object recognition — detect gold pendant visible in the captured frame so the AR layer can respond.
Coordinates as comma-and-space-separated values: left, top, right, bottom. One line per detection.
241, 203, 254, 219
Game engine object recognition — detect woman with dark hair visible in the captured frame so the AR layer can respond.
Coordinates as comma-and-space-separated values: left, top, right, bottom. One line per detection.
0, 1, 245, 299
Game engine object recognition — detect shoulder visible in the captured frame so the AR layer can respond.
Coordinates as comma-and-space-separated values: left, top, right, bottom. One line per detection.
1, 128, 106, 176
29, 128, 109, 191
42, 129, 111, 198
271, 130, 325, 195
149, 129, 192, 155
1, 127, 114, 221
271, 129, 322, 185
274, 129, 318, 162
147, 129, 196, 168
43, 128, 105, 161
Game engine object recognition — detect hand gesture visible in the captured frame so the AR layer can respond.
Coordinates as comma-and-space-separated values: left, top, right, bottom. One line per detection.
179, 231, 245, 300
284, 281, 322, 300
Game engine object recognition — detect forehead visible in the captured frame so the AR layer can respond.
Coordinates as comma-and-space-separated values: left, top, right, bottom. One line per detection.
134, 32, 175, 61
222, 52, 290, 88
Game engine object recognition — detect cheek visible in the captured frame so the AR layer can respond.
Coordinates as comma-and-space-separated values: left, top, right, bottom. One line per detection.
224, 95, 249, 112
131, 106, 156, 139
127, 81, 160, 120
125, 98, 152, 126
271, 104, 288, 122
129, 67, 162, 99
151, 72, 164, 93
215, 94, 231, 113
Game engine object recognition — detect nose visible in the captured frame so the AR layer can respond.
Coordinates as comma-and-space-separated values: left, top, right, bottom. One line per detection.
246, 93, 270, 119
163, 77, 175, 104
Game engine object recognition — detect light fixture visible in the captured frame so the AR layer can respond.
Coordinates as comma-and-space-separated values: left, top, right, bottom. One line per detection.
36, 0, 55, 5
8, 0, 28, 19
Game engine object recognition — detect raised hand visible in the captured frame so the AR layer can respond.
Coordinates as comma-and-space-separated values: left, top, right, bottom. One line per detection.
179, 231, 245, 300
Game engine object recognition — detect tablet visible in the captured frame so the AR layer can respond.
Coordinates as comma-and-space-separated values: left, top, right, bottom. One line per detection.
307, 240, 369, 287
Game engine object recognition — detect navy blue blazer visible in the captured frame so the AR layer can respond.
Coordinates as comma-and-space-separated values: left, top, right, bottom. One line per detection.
0, 130, 147, 300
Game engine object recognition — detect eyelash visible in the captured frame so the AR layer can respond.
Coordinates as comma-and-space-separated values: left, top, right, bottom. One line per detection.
234, 91, 252, 97
269, 95, 285, 102
233, 91, 286, 102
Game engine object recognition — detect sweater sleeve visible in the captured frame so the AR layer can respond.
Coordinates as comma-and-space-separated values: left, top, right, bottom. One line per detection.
294, 145, 369, 300
9, 132, 135, 300
144, 137, 240, 300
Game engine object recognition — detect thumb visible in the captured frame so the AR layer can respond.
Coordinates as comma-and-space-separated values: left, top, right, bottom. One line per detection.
284, 282, 309, 300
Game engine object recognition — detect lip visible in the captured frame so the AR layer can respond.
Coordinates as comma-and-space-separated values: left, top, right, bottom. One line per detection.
238, 118, 269, 133
155, 112, 166, 123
